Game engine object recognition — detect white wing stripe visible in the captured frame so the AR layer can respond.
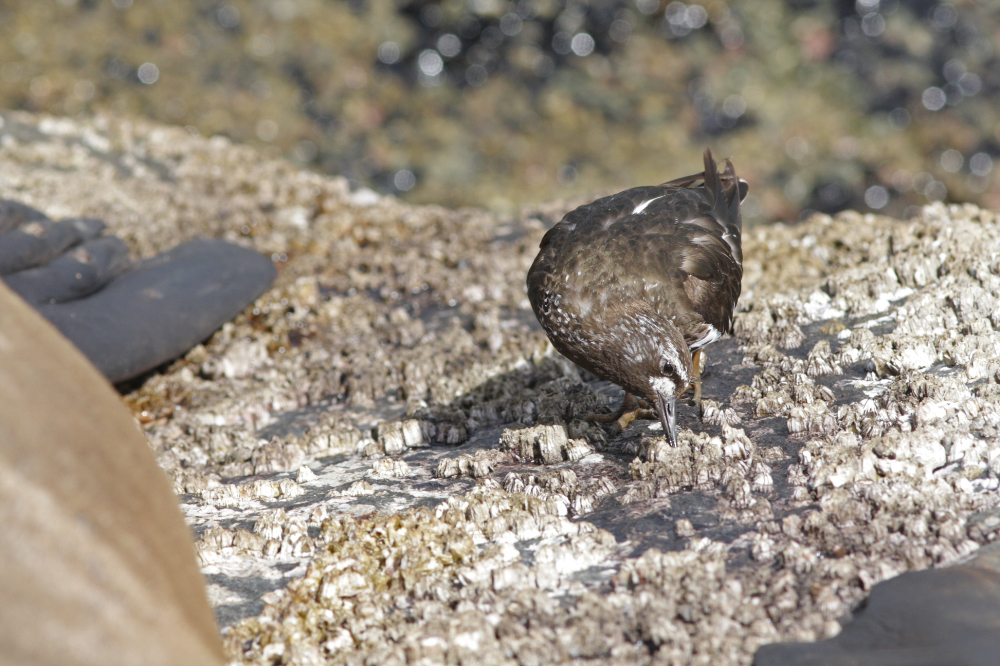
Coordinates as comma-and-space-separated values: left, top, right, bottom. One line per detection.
689, 325, 722, 350
632, 195, 665, 215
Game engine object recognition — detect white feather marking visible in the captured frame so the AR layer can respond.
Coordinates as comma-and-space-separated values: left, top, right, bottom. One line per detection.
650, 376, 677, 397
689, 325, 722, 350
722, 232, 741, 266
632, 195, 665, 215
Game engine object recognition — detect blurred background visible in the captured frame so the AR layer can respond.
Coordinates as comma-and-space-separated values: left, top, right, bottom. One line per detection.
1, 0, 997, 224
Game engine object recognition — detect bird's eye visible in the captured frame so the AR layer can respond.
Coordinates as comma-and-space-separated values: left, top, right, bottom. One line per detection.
661, 360, 674, 375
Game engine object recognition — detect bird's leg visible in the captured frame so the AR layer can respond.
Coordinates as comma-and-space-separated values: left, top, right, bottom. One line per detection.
584, 392, 657, 433
680, 349, 706, 405
692, 348, 704, 405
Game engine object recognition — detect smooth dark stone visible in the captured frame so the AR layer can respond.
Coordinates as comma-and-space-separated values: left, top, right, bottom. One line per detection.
754, 558, 1000, 666
4, 236, 131, 305
39, 239, 276, 383
0, 199, 49, 235
60, 216, 107, 239
0, 217, 107, 275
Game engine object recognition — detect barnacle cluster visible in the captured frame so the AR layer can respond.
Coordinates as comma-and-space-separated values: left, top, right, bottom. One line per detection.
624, 426, 783, 515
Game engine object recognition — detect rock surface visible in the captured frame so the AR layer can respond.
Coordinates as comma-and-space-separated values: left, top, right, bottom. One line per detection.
1, 110, 999, 665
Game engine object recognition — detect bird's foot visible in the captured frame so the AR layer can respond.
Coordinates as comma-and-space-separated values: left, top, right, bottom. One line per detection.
585, 393, 639, 424
584, 393, 657, 435
609, 407, 659, 435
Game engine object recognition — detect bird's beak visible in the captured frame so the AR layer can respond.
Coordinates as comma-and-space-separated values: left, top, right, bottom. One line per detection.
655, 392, 678, 447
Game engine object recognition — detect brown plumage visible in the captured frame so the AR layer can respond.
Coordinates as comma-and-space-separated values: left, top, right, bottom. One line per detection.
526, 149, 746, 445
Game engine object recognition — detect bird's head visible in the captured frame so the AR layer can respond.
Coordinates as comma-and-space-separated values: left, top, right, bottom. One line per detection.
600, 303, 692, 446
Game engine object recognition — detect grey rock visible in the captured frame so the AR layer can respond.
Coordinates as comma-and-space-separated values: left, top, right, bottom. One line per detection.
755, 544, 1000, 666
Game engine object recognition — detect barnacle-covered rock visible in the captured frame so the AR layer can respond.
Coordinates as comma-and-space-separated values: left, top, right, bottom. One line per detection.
437, 423, 470, 445
199, 478, 304, 507
787, 404, 838, 437
701, 399, 742, 426
295, 466, 317, 483
251, 437, 307, 474
499, 424, 592, 464
751, 462, 775, 494
436, 449, 511, 479
199, 526, 234, 551
233, 529, 266, 554
376, 419, 430, 454
967, 510, 1000, 542
367, 457, 410, 479
253, 509, 287, 541
732, 384, 762, 406
566, 419, 609, 450
23, 110, 1000, 666
342, 480, 374, 496
805, 340, 843, 377
675, 519, 696, 538
620, 481, 656, 506
757, 389, 793, 418
722, 424, 755, 459
205, 194, 1000, 666
735, 303, 808, 349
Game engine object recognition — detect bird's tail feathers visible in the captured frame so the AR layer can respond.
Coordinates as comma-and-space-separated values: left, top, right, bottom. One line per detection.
721, 157, 747, 236
660, 149, 747, 234
703, 150, 726, 223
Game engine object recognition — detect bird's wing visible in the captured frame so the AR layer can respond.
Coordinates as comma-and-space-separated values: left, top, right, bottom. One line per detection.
631, 176, 744, 336
622, 209, 741, 338
674, 151, 745, 336
533, 149, 745, 339
540, 186, 671, 244
677, 232, 743, 335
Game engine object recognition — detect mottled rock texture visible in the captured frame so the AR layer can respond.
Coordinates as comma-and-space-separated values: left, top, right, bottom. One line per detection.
1, 110, 998, 665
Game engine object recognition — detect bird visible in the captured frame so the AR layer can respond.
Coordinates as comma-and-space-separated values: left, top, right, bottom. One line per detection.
526, 149, 746, 446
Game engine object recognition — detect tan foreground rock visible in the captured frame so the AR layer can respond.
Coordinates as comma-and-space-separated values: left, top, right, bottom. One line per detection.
0, 273, 223, 664
1, 110, 998, 665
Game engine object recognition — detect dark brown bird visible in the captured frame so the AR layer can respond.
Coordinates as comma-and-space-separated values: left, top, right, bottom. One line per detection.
526, 150, 746, 446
